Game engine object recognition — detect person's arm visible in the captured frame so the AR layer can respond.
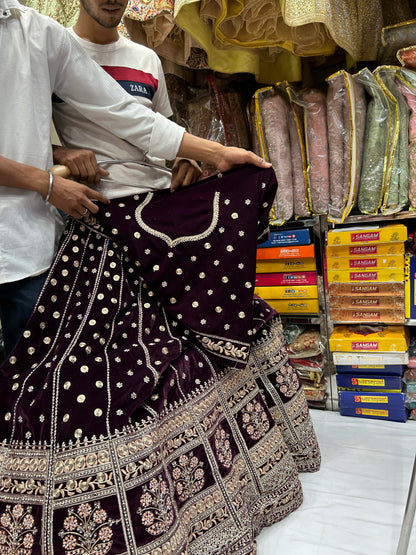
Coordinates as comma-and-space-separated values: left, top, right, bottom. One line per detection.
0, 155, 110, 219
52, 145, 108, 183
176, 133, 271, 172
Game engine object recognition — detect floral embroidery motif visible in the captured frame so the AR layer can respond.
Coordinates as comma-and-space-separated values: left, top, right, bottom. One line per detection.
138, 476, 174, 536
214, 428, 232, 469
171, 452, 205, 501
58, 502, 119, 554
241, 400, 270, 440
0, 504, 37, 554
275, 363, 300, 397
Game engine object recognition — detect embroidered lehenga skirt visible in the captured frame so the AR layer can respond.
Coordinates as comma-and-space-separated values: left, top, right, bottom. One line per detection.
0, 165, 320, 554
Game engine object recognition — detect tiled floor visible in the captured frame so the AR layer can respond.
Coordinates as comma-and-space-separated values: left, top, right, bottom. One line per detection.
257, 409, 416, 554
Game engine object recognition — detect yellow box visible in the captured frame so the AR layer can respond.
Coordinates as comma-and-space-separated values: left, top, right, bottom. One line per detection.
327, 268, 404, 283
254, 285, 318, 299
329, 325, 408, 352
326, 255, 404, 271
327, 224, 407, 246
326, 242, 405, 258
256, 258, 316, 273
265, 299, 319, 314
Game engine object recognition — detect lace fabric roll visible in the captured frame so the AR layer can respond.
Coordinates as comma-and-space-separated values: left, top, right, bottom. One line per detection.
254, 88, 294, 224
300, 88, 330, 215
326, 71, 367, 223
375, 66, 410, 215
354, 68, 390, 215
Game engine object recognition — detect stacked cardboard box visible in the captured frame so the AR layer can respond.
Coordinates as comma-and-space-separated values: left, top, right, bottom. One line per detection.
326, 224, 407, 323
329, 325, 409, 422
255, 229, 319, 314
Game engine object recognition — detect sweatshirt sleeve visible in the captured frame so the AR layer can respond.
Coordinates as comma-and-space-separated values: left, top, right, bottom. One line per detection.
49, 24, 185, 160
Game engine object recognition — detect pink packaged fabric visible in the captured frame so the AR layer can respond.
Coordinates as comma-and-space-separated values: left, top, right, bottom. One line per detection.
302, 88, 330, 215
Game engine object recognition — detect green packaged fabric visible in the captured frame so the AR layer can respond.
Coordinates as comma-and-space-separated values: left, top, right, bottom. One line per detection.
354, 68, 390, 215
375, 66, 409, 214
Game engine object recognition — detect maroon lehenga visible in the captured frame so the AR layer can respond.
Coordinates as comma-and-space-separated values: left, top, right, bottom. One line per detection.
0, 165, 320, 554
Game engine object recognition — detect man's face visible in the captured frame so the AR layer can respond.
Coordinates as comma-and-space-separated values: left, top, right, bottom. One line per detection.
80, 0, 129, 28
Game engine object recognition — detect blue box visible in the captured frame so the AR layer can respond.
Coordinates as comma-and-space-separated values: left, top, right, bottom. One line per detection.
335, 364, 405, 376
339, 391, 408, 422
258, 228, 311, 247
336, 374, 403, 392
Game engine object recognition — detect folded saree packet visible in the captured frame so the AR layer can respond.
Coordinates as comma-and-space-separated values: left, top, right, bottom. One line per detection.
254, 285, 318, 299
335, 364, 405, 376
265, 298, 319, 314
326, 242, 405, 257
326, 254, 404, 270
339, 391, 408, 422
329, 324, 409, 352
327, 223, 407, 246
329, 295, 404, 308
327, 268, 404, 283
336, 374, 403, 392
255, 271, 317, 286
328, 282, 404, 296
329, 307, 405, 324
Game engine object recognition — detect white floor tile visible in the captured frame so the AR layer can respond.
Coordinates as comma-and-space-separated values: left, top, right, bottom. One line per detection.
257, 410, 416, 554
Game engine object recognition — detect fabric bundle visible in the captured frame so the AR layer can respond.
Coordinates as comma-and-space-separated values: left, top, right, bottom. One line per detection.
325, 70, 367, 223
299, 88, 330, 215
254, 87, 294, 224
354, 68, 391, 215
397, 66, 416, 209
375, 66, 410, 214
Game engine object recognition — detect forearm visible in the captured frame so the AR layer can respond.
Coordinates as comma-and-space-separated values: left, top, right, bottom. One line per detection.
176, 133, 225, 166
0, 155, 49, 198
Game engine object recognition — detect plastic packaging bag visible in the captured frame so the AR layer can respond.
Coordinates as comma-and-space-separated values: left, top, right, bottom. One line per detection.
354, 68, 390, 215
374, 66, 409, 214
326, 70, 367, 223
253, 85, 294, 224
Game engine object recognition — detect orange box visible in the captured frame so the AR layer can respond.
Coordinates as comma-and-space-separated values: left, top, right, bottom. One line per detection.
327, 268, 404, 283
256, 244, 315, 260
330, 308, 405, 324
329, 295, 404, 309
328, 282, 405, 296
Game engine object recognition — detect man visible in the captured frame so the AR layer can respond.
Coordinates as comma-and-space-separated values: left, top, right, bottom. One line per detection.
0, 0, 270, 356
52, 0, 202, 191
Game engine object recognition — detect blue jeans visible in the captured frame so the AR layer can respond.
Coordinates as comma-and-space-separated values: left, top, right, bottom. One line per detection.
0, 271, 48, 357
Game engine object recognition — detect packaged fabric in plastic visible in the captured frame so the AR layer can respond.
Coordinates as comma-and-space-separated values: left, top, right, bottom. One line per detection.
286, 85, 310, 218
396, 67, 416, 209
325, 70, 367, 223
253, 86, 294, 224
397, 45, 416, 68
354, 68, 390, 215
299, 88, 330, 215
379, 20, 416, 65
375, 66, 409, 214
286, 328, 324, 359
185, 75, 251, 178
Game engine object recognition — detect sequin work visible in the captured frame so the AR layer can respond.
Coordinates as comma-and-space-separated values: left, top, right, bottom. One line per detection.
0, 165, 320, 553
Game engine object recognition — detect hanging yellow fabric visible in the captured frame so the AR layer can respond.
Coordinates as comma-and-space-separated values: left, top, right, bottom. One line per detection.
25, 0, 79, 27
174, 0, 302, 84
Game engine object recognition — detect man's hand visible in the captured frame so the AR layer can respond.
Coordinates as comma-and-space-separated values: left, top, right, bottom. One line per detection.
214, 146, 272, 173
52, 145, 108, 184
48, 173, 110, 219
170, 158, 202, 192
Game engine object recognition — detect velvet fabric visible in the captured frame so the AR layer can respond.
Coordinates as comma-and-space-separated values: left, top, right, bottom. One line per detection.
0, 165, 320, 554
